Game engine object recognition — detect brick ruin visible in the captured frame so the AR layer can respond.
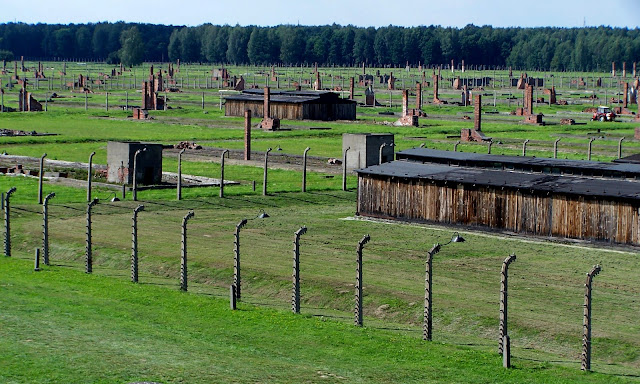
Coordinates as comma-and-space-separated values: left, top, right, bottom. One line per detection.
394, 90, 419, 127
20, 56, 25, 72
234, 76, 245, 91
132, 108, 149, 120
314, 70, 322, 90
543, 87, 557, 104
612, 62, 616, 77
516, 85, 543, 124
18, 81, 43, 112
387, 72, 395, 90
142, 65, 164, 110
461, 95, 490, 142
614, 82, 635, 115
432, 72, 443, 103
260, 87, 280, 131
365, 86, 376, 106
623, 62, 627, 78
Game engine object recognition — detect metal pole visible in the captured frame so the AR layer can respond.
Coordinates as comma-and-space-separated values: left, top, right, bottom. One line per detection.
263, 148, 272, 196
38, 153, 46, 204
133, 148, 146, 201
4, 187, 16, 257
292, 226, 307, 314
499, 254, 517, 354
87, 151, 95, 202
42, 192, 55, 265
85, 198, 98, 273
355, 234, 371, 327
618, 137, 625, 159
302, 147, 310, 192
423, 244, 441, 341
554, 138, 561, 159
220, 149, 229, 198
342, 147, 350, 191
234, 219, 248, 300
180, 211, 195, 291
581, 265, 602, 371
177, 149, 185, 200
131, 205, 144, 283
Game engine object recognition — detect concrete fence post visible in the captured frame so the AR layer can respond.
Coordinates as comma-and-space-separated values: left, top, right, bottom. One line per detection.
581, 265, 602, 371
553, 138, 561, 159
292, 226, 307, 314
618, 137, 625, 159
234, 219, 248, 300
4, 187, 16, 257
263, 148, 272, 196
87, 151, 95, 202
34, 248, 41, 271
38, 153, 46, 204
133, 148, 146, 201
423, 243, 441, 341
355, 234, 371, 327
488, 141, 493, 154
177, 149, 185, 200
379, 143, 387, 165
499, 254, 517, 355
220, 149, 229, 198
503, 335, 511, 368
131, 205, 144, 283
42, 192, 55, 265
85, 198, 99, 273
588, 137, 596, 161
180, 211, 195, 291
342, 147, 350, 191
302, 147, 310, 192
522, 139, 529, 157
454, 141, 460, 152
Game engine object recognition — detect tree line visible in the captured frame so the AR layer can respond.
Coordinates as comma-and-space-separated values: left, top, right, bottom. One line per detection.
0, 22, 638, 71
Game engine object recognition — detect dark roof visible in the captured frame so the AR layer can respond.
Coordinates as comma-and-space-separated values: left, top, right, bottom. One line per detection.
357, 161, 640, 201
614, 153, 640, 164
224, 89, 356, 105
396, 148, 640, 179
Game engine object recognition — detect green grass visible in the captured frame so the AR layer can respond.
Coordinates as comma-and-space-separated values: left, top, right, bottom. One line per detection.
0, 257, 629, 384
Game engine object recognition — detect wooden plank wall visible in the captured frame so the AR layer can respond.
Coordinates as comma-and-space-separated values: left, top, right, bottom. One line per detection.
358, 174, 640, 245
226, 101, 355, 120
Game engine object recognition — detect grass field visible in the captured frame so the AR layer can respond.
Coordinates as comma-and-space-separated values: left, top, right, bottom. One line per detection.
1, 62, 640, 382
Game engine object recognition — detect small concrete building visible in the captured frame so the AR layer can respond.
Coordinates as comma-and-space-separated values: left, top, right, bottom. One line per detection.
107, 141, 163, 185
343, 133, 394, 171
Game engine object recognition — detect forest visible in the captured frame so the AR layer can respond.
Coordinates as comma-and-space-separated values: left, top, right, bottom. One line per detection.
0, 22, 638, 71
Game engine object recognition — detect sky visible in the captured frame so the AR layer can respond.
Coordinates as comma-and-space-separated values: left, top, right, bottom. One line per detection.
1, 0, 639, 29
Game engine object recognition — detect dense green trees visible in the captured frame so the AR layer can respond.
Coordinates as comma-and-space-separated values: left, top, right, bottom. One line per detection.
0, 22, 638, 71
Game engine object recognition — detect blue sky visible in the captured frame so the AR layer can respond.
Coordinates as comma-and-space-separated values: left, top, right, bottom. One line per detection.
1, 0, 639, 28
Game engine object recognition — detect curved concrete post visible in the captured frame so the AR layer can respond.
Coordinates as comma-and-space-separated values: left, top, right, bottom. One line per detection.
522, 139, 529, 157
133, 148, 146, 201
38, 153, 47, 204
355, 234, 371, 327
499, 254, 517, 355
342, 147, 350, 191
581, 265, 602, 371
454, 141, 460, 152
302, 147, 310, 192
292, 226, 307, 314
85, 198, 99, 273
233, 218, 248, 300
177, 149, 185, 200
618, 137, 625, 159
587, 137, 596, 161
87, 151, 95, 203
379, 143, 387, 165
553, 138, 561, 159
180, 211, 195, 291
487, 141, 493, 154
131, 205, 144, 283
42, 192, 55, 265
4, 187, 17, 257
220, 149, 229, 198
423, 243, 441, 341
263, 148, 272, 196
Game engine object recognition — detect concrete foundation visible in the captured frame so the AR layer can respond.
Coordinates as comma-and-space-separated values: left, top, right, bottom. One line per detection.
343, 133, 394, 170
107, 141, 163, 185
